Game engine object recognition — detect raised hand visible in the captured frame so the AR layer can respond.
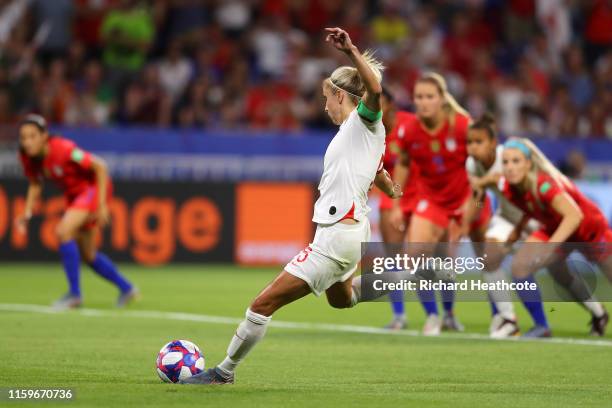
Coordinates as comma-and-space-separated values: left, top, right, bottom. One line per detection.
325, 27, 354, 53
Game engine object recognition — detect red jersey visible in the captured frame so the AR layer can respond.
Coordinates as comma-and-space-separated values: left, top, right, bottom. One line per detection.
500, 172, 609, 242
396, 112, 471, 210
19, 136, 95, 199
385, 111, 419, 199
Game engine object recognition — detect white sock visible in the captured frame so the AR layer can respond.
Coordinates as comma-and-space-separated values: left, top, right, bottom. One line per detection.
217, 308, 271, 375
583, 301, 605, 318
483, 268, 515, 320
564, 276, 605, 318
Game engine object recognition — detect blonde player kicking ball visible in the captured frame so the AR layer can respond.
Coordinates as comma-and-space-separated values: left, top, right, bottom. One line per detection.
181, 28, 401, 385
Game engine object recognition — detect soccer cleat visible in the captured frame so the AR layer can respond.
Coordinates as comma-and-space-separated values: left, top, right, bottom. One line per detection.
522, 325, 552, 338
490, 318, 520, 339
442, 312, 464, 332
423, 314, 442, 336
384, 316, 408, 331
179, 367, 234, 385
52, 293, 82, 311
117, 287, 140, 308
589, 310, 609, 337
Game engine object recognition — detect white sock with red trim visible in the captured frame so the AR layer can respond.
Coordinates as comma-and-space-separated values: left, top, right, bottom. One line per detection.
217, 308, 271, 376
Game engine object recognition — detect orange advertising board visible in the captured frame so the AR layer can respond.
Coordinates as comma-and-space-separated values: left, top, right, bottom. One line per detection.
236, 183, 314, 265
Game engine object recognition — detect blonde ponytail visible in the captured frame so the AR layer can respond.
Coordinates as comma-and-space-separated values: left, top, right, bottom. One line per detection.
327, 49, 384, 102
519, 138, 572, 189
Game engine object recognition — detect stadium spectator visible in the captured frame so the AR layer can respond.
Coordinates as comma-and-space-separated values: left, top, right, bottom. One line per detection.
65, 60, 113, 126
583, 0, 612, 66
371, 2, 410, 47
30, 0, 74, 62
548, 85, 580, 137
214, 0, 252, 37
245, 77, 298, 130
175, 75, 212, 128
0, 0, 609, 137
410, 6, 443, 68
74, 0, 118, 56
162, 0, 210, 46
559, 150, 587, 179
157, 39, 193, 102
37, 59, 74, 124
562, 45, 595, 110
101, 0, 154, 90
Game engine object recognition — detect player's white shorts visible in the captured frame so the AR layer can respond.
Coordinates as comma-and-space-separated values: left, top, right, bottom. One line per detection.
285, 218, 370, 296
485, 213, 539, 242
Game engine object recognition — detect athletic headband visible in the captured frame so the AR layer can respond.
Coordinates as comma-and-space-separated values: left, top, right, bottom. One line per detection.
327, 79, 362, 100
20, 113, 47, 132
504, 139, 531, 158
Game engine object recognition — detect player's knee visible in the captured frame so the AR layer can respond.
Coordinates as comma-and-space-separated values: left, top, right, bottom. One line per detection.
483, 256, 502, 271
327, 295, 352, 309
81, 249, 97, 264
55, 224, 75, 242
510, 262, 530, 279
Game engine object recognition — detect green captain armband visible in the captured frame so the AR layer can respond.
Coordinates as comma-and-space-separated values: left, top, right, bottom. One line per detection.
357, 100, 382, 122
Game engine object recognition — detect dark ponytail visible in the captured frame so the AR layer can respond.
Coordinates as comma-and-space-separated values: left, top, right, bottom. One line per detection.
470, 112, 497, 139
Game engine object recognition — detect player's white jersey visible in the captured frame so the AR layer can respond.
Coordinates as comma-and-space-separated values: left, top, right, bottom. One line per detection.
313, 108, 385, 224
466, 145, 524, 224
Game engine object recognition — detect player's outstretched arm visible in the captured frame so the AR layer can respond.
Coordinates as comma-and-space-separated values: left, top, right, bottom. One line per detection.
15, 180, 42, 233
506, 215, 529, 246
548, 193, 583, 243
388, 151, 410, 230
325, 27, 382, 112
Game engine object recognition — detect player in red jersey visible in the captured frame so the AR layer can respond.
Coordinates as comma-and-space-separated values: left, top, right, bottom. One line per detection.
391, 72, 474, 336
15, 114, 138, 310
379, 89, 420, 330
500, 137, 611, 337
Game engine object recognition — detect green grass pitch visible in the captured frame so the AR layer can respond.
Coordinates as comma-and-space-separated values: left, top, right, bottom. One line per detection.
0, 263, 611, 407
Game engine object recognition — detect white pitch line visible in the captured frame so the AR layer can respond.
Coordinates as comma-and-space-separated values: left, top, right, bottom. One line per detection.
1, 303, 612, 347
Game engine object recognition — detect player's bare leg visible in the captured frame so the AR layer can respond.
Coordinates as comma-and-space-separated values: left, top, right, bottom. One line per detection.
325, 275, 355, 309
182, 270, 311, 384
548, 257, 608, 336
598, 254, 612, 283
77, 228, 138, 307
53, 209, 91, 310
380, 208, 408, 330
407, 215, 450, 335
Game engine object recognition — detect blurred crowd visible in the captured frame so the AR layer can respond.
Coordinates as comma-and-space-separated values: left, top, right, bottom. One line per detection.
0, 0, 611, 137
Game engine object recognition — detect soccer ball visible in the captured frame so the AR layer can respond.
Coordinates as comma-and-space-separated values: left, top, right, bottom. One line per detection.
156, 340, 205, 383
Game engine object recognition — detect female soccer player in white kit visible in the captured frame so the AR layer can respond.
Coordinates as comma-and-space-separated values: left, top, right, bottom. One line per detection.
181, 28, 402, 385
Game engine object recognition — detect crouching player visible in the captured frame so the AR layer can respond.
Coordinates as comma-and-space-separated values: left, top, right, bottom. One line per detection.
500, 138, 610, 337
181, 28, 400, 384
465, 114, 524, 337
16, 114, 138, 309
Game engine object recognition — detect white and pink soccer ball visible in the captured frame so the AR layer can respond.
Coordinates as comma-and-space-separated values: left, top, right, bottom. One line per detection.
156, 340, 205, 383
